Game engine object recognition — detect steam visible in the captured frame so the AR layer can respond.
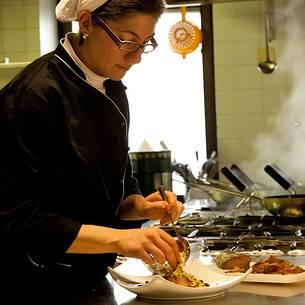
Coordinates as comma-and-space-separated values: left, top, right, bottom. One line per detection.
242, 0, 305, 186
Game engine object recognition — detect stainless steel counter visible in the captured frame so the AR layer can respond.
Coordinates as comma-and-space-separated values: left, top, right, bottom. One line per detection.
106, 283, 305, 305
72, 206, 305, 305
74, 255, 305, 305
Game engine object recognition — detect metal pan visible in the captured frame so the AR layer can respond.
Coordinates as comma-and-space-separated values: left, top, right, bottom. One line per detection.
264, 164, 297, 194
186, 179, 305, 218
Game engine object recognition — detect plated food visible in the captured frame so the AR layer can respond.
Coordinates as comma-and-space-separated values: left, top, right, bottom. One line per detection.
152, 252, 209, 288
251, 255, 305, 275
215, 252, 251, 273
215, 252, 305, 275
164, 258, 209, 288
108, 257, 251, 300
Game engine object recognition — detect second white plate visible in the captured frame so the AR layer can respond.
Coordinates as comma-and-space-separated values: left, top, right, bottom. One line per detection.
244, 265, 305, 283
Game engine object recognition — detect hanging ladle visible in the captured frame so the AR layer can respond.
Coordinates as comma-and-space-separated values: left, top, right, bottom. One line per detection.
258, 0, 278, 74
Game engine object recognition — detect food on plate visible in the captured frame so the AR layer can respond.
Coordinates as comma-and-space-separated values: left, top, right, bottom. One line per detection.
215, 252, 251, 272
164, 252, 209, 288
252, 255, 305, 275
215, 252, 305, 275
164, 261, 209, 288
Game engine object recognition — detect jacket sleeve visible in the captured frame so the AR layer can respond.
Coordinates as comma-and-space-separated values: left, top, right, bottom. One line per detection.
0, 87, 82, 263
123, 153, 142, 199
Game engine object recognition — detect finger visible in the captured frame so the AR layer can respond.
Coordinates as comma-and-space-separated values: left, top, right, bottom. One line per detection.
145, 191, 162, 202
140, 250, 159, 265
145, 243, 167, 265
163, 191, 177, 210
162, 201, 183, 224
159, 214, 172, 225
159, 201, 183, 225
145, 228, 180, 267
126, 235, 168, 266
159, 230, 180, 264
169, 201, 184, 222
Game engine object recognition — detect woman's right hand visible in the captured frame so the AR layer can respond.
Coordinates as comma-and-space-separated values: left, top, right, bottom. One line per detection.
115, 227, 180, 268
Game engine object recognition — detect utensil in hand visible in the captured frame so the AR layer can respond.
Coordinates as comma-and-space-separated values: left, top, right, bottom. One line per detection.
158, 185, 191, 258
145, 186, 191, 275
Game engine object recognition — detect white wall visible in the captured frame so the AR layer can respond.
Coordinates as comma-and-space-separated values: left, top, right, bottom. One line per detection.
214, 0, 305, 186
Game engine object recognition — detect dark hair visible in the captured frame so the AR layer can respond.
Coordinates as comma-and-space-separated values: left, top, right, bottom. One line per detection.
78, 0, 165, 44
93, 0, 165, 20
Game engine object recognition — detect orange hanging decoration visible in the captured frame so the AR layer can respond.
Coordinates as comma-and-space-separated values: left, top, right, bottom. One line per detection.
168, 6, 202, 59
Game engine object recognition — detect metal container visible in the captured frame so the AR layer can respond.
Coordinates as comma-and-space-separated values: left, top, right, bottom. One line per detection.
129, 151, 172, 196
187, 181, 305, 218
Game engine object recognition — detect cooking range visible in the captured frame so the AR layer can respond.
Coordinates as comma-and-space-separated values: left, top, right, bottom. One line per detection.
157, 210, 305, 255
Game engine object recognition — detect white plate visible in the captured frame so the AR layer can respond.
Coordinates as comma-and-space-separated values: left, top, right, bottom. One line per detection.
107, 258, 251, 300
244, 265, 305, 283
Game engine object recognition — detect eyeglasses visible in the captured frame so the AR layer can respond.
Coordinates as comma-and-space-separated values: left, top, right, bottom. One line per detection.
93, 15, 158, 53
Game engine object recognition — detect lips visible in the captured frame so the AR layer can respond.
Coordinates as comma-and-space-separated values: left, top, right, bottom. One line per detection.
117, 64, 132, 71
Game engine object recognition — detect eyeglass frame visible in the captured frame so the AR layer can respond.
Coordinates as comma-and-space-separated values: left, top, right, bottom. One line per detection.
92, 15, 158, 53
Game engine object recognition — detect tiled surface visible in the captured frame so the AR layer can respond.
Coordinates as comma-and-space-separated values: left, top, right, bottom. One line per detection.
0, 5, 25, 29
2, 29, 25, 53
25, 28, 40, 52
213, 0, 303, 182
0, 0, 43, 88
0, 65, 24, 87
0, 0, 39, 64
24, 4, 39, 28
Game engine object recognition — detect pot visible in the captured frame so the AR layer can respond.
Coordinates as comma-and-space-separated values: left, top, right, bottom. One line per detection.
172, 173, 243, 210
186, 180, 305, 218
129, 150, 172, 196
201, 178, 244, 208
264, 163, 299, 194
260, 194, 305, 218
222, 166, 277, 195
221, 165, 305, 217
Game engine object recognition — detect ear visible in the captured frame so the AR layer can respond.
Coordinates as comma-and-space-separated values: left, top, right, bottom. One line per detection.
78, 10, 93, 36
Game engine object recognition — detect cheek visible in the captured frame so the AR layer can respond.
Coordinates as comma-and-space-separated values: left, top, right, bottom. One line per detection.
101, 45, 121, 64
93, 46, 115, 72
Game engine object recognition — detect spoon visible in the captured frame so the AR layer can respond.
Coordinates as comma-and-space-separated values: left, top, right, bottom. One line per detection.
145, 186, 190, 275
158, 185, 191, 257
258, 0, 278, 74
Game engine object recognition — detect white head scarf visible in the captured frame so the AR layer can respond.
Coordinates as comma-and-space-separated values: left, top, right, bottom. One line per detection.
56, 0, 109, 22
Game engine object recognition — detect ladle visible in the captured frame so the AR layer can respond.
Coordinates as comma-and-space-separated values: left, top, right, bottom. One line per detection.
258, 0, 278, 74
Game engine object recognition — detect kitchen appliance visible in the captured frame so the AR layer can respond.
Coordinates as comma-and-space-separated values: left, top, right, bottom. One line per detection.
144, 167, 305, 274
172, 152, 243, 210
155, 211, 305, 255
129, 150, 172, 197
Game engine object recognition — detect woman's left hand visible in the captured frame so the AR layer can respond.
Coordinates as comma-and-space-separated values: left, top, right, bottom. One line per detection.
139, 191, 184, 225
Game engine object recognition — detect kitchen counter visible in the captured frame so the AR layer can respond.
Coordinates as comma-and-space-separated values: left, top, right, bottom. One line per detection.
72, 255, 305, 305
70, 205, 305, 305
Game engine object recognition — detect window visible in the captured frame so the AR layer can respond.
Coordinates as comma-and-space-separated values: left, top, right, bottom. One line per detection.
124, 10, 206, 194
72, 11, 206, 195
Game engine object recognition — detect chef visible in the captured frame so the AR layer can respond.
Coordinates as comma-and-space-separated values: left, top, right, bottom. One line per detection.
0, 0, 183, 303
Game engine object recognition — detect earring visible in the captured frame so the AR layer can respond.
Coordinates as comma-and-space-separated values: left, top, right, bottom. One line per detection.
82, 33, 88, 40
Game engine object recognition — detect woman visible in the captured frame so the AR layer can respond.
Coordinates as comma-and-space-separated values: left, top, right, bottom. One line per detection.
0, 0, 183, 303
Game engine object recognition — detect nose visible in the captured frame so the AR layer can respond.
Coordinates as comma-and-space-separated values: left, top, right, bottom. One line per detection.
126, 48, 143, 65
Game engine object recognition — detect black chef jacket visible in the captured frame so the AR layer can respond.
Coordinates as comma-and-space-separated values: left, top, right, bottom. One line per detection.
0, 42, 142, 303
